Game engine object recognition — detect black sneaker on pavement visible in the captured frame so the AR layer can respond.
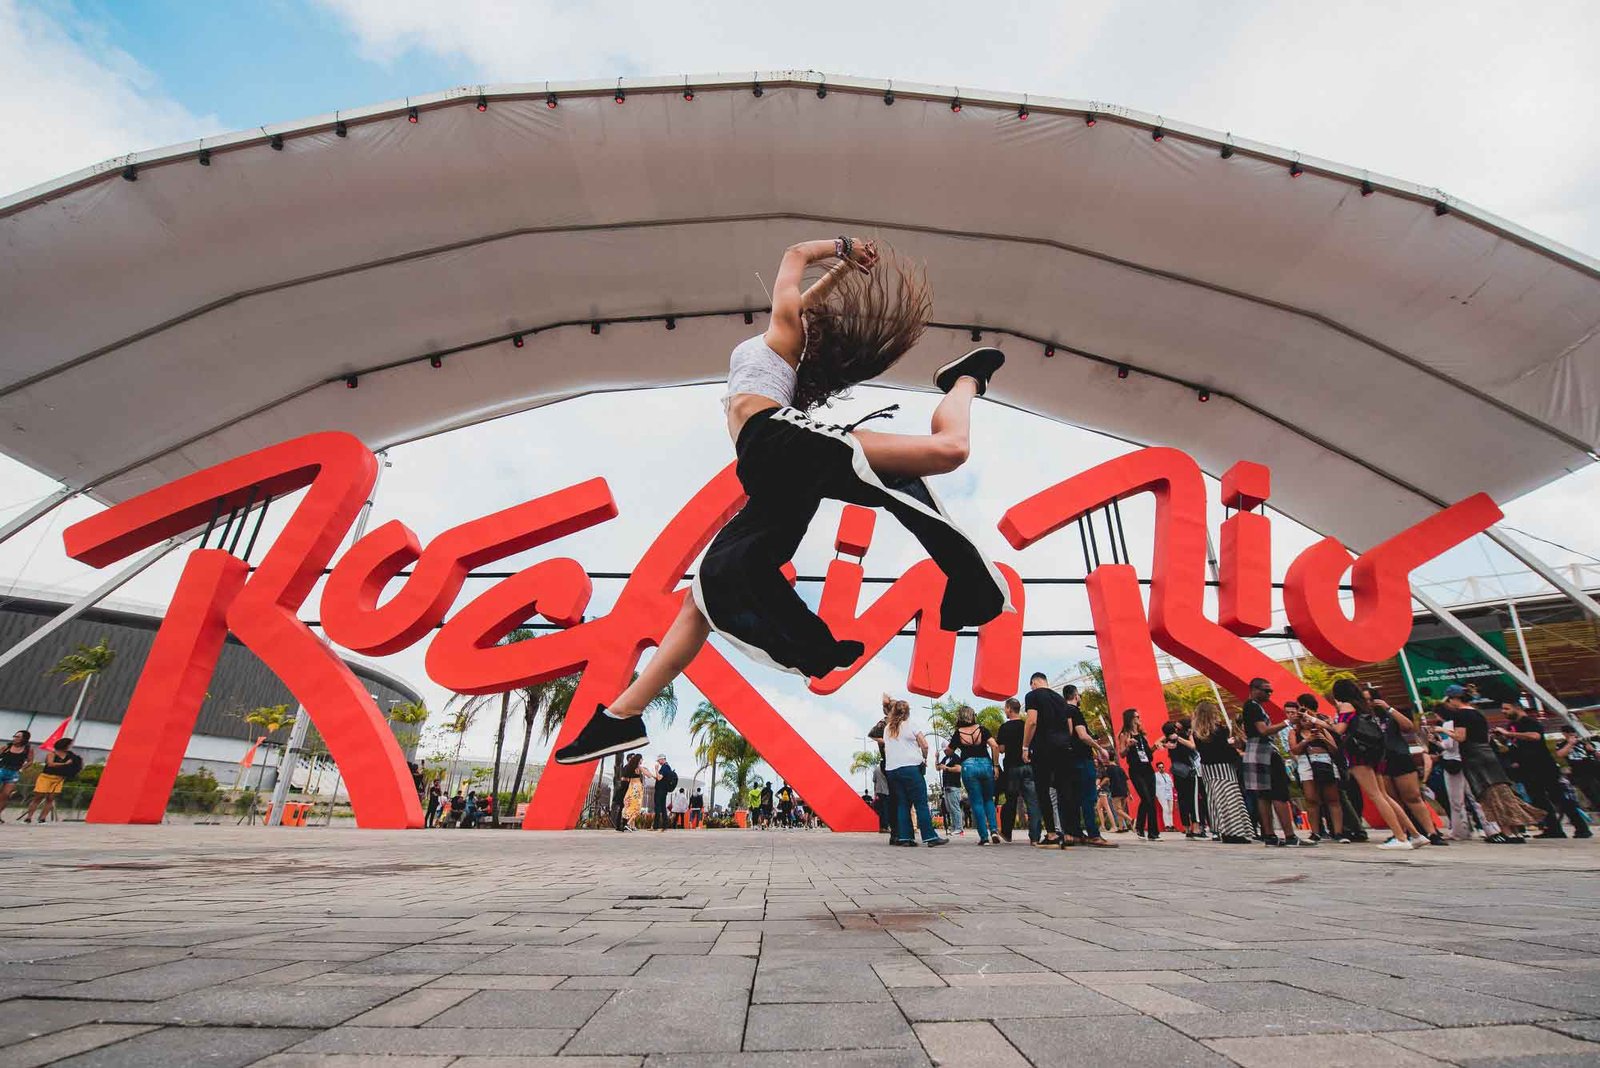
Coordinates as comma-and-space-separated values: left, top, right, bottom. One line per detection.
933, 347, 1005, 396
553, 706, 648, 765
1282, 836, 1318, 847
925, 836, 950, 847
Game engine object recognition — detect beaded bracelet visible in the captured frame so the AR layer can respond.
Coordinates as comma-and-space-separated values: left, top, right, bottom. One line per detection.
836, 235, 853, 261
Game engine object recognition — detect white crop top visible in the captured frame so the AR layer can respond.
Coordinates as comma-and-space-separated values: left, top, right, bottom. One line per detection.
722, 334, 797, 412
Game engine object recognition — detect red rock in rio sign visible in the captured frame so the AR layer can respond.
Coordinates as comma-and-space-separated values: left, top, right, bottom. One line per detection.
61, 432, 1501, 830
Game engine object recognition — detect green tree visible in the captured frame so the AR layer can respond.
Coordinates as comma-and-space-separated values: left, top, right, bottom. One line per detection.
849, 749, 879, 793
487, 629, 536, 826
689, 701, 737, 813
1074, 660, 1111, 736
47, 637, 116, 735
1163, 679, 1214, 719
508, 672, 581, 822
440, 692, 494, 792
1293, 661, 1358, 703
976, 704, 1005, 734
717, 734, 763, 810
387, 700, 431, 753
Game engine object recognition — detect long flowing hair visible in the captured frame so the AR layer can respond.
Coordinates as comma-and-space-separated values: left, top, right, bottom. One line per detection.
791, 246, 932, 412
1192, 700, 1225, 740
885, 698, 912, 739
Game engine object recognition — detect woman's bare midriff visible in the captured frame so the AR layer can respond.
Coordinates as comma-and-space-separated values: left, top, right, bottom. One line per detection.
725, 393, 782, 444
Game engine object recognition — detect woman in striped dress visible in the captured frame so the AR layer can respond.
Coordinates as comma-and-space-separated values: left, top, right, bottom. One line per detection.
1193, 700, 1254, 843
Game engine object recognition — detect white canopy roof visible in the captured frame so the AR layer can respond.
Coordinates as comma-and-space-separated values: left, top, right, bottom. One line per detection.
2, 72, 1597, 550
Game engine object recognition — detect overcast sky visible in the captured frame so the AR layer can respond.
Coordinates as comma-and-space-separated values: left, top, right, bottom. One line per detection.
1, 0, 1597, 789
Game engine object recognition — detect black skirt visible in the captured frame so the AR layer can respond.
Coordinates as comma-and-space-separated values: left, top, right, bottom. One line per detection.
692, 406, 1013, 678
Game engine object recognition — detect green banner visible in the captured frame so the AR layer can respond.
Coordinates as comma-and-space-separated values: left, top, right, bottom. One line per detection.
1401, 632, 1519, 703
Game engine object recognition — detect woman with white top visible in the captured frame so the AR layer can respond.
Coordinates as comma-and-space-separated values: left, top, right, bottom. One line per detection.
881, 696, 949, 848
556, 238, 1012, 766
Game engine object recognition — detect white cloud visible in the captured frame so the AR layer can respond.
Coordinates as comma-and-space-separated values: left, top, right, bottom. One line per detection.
0, 0, 221, 197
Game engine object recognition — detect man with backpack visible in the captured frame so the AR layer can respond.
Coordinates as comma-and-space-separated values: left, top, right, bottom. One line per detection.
653, 756, 678, 831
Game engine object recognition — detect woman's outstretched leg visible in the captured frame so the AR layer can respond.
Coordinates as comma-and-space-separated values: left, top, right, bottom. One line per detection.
612, 597, 711, 717
553, 597, 710, 764
852, 377, 978, 481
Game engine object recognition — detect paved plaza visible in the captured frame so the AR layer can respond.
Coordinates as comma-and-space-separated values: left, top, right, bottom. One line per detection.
1, 827, 1599, 1066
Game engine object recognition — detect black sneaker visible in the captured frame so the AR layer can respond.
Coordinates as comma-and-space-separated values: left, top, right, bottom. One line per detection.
1282, 836, 1318, 848
933, 347, 1005, 396
553, 706, 648, 764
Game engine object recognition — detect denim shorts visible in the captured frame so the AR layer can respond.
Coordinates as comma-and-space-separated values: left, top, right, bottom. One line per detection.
0, 768, 19, 785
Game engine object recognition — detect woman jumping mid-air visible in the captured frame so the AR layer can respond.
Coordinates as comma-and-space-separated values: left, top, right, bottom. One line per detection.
557, 237, 1012, 764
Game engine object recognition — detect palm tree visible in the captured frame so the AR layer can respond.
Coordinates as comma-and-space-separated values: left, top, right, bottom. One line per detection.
387, 700, 430, 753
1163, 678, 1214, 719
507, 672, 581, 822
717, 734, 763, 811
849, 749, 879, 793
489, 629, 536, 826
48, 637, 116, 736
440, 692, 494, 793
1074, 660, 1112, 736
689, 701, 736, 813
234, 703, 295, 799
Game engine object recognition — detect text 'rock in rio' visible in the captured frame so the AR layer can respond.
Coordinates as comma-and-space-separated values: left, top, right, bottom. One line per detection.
61, 432, 1500, 830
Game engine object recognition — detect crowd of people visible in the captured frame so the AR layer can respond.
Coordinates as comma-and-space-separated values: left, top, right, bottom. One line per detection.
866, 673, 1597, 851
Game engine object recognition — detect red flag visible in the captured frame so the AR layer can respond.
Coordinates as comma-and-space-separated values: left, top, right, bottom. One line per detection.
37, 716, 70, 749
238, 735, 268, 767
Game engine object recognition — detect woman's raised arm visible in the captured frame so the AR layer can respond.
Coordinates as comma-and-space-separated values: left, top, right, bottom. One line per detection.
765, 238, 876, 361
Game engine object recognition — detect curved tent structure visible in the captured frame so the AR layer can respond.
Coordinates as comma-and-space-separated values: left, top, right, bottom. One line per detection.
2, 71, 1597, 551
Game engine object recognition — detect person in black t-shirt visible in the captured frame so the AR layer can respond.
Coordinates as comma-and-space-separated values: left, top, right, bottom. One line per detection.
1499, 703, 1587, 838
997, 697, 1041, 843
1023, 673, 1077, 847
937, 744, 966, 836
1440, 689, 1543, 842
1240, 678, 1312, 847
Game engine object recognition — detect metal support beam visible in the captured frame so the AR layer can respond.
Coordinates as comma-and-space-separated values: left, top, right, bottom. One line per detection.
0, 486, 75, 550
0, 534, 188, 673
1485, 527, 1600, 624
1411, 586, 1589, 738
267, 708, 310, 827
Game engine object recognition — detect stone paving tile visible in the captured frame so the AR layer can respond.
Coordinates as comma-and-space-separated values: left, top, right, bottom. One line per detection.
744, 1002, 919, 1051
1159, 1006, 1434, 1039
998, 1015, 1234, 1067
98, 984, 398, 1028
423, 988, 614, 1028
340, 986, 474, 1026
646, 1053, 931, 1067
753, 957, 889, 1003
450, 1059, 641, 1068
892, 983, 1135, 1021
915, 1020, 1031, 1066
564, 956, 753, 1055
287, 1026, 573, 1056
1205, 1032, 1451, 1067
50, 1025, 313, 1067
0, 1024, 159, 1068
1377, 1023, 1600, 1061
253, 1056, 457, 1068
47, 956, 287, 1001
